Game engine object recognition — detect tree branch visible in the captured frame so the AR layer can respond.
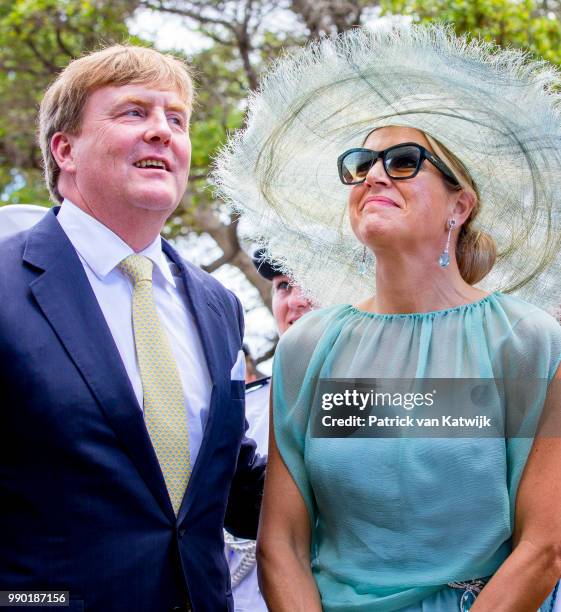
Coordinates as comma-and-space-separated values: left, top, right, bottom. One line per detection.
140, 0, 236, 31
234, 28, 259, 90
196, 27, 231, 45
255, 341, 278, 365
192, 206, 273, 310
54, 23, 75, 58
201, 253, 234, 272
21, 33, 59, 73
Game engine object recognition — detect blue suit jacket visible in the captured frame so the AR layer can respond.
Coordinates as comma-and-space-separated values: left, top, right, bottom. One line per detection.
0, 209, 265, 612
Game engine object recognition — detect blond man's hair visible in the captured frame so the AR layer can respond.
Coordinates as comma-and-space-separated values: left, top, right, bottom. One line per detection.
39, 44, 194, 203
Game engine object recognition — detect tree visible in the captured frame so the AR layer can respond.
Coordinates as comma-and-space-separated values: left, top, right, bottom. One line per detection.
0, 0, 142, 203
381, 0, 561, 64
290, 0, 377, 37
174, 41, 274, 310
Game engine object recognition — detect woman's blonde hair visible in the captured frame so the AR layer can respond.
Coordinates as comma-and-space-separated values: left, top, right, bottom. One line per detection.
39, 45, 194, 203
424, 133, 496, 285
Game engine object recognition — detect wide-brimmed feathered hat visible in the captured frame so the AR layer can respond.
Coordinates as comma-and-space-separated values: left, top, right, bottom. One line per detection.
214, 24, 561, 309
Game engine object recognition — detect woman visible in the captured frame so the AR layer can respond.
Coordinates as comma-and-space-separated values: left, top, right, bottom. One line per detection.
215, 25, 561, 611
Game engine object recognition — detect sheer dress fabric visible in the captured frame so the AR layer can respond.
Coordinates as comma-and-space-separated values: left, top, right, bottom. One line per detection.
272, 293, 561, 611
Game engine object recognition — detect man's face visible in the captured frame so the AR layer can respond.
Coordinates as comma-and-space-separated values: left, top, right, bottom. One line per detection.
272, 274, 313, 335
62, 83, 191, 219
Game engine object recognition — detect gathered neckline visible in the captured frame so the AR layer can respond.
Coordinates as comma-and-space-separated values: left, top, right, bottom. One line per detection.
346, 292, 501, 320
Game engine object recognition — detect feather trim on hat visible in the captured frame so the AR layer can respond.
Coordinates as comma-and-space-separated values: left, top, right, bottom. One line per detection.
214, 24, 561, 309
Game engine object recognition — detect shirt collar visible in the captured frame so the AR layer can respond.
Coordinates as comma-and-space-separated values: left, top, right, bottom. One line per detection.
57, 199, 176, 287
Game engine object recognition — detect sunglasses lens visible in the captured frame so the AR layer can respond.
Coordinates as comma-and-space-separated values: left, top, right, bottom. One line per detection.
340, 150, 376, 184
385, 146, 421, 178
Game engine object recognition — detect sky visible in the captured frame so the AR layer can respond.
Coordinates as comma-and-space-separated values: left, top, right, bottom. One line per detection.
129, 9, 213, 54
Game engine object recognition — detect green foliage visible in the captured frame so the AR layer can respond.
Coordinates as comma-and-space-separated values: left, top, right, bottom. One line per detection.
381, 0, 561, 65
0, 0, 141, 203
0, 0, 251, 223
0, 169, 48, 204
5, 0, 561, 220
183, 44, 247, 216
189, 45, 247, 170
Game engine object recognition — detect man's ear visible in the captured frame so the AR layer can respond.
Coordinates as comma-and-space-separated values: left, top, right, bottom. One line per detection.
451, 188, 476, 225
50, 132, 77, 174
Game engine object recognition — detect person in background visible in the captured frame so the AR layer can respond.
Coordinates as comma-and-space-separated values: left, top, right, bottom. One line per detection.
0, 204, 47, 234
243, 343, 266, 383
225, 247, 314, 612
257, 249, 316, 336
0, 45, 264, 612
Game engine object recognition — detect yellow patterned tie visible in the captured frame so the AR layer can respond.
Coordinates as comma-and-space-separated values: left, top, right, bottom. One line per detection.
119, 254, 190, 516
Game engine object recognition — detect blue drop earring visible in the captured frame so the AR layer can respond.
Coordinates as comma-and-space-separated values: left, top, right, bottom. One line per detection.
439, 219, 456, 268
359, 245, 367, 276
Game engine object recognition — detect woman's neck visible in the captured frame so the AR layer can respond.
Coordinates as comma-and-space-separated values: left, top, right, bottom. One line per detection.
357, 251, 488, 315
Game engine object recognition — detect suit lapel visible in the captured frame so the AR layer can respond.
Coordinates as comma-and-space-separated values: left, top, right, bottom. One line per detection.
163, 242, 232, 521
25, 210, 174, 519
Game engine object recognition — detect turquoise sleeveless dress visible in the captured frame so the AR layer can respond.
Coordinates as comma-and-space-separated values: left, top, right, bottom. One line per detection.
272, 293, 561, 611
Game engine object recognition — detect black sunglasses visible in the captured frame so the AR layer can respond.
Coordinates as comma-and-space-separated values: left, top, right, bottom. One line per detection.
337, 142, 460, 187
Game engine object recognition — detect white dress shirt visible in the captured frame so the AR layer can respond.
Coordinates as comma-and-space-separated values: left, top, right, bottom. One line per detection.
57, 199, 212, 466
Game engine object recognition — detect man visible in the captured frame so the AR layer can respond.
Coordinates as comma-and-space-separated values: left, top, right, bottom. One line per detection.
225, 248, 314, 612
0, 46, 263, 612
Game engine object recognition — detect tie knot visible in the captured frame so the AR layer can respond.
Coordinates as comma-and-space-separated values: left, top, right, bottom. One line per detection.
119, 254, 154, 285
